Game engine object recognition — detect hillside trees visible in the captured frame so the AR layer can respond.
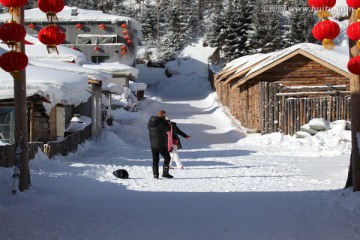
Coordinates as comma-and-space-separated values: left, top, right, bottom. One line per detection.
284, 1, 317, 46
222, 0, 252, 61
61, 0, 321, 62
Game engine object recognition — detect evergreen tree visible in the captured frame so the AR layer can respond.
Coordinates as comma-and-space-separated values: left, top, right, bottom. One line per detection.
285, 0, 317, 46
205, 1, 225, 48
66, 0, 100, 10
169, 6, 183, 51
248, 2, 285, 53
140, 0, 157, 43
222, 0, 252, 61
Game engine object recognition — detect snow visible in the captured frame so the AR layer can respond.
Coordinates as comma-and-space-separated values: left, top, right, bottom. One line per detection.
0, 6, 143, 41
1, 37, 360, 240
245, 43, 349, 77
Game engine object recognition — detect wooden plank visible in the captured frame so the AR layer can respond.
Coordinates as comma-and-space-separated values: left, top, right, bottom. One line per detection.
264, 82, 269, 134
273, 83, 279, 132
260, 82, 265, 134
296, 98, 300, 132
279, 85, 347, 92
288, 98, 294, 135
283, 97, 288, 135
269, 83, 274, 133
276, 91, 350, 97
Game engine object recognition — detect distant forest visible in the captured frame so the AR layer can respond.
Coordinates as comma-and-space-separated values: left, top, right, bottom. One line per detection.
18, 0, 319, 62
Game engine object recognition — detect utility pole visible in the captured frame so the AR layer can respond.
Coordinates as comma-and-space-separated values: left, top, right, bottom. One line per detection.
13, 7, 29, 192
348, 9, 360, 191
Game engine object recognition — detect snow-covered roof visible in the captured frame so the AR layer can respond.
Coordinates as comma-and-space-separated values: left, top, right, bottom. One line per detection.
103, 83, 125, 94
0, 6, 143, 40
217, 53, 270, 83
82, 62, 139, 78
225, 43, 350, 89
0, 64, 90, 111
0, 42, 88, 64
246, 43, 349, 77
29, 59, 112, 86
129, 81, 147, 92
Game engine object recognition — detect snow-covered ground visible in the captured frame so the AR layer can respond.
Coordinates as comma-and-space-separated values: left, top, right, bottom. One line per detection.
1, 39, 360, 240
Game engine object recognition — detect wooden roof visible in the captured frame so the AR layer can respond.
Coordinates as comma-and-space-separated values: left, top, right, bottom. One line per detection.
230, 48, 350, 90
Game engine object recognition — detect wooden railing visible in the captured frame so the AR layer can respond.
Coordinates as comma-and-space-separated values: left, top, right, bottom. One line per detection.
0, 125, 92, 167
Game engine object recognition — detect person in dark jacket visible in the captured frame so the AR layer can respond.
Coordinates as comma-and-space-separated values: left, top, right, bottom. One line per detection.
147, 110, 173, 179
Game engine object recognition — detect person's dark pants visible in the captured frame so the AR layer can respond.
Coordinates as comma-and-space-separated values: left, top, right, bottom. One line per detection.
151, 146, 171, 168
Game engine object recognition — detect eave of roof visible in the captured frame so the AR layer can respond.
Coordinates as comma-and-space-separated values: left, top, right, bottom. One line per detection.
231, 49, 350, 90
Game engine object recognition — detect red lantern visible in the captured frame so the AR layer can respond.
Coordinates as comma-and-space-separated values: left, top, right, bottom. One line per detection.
308, 0, 336, 19
28, 23, 35, 29
121, 45, 127, 50
122, 29, 129, 35
347, 0, 360, 8
308, 0, 336, 9
126, 39, 132, 45
94, 46, 101, 51
0, 21, 26, 48
0, 51, 28, 75
0, 0, 27, 15
38, 25, 66, 54
98, 23, 106, 30
0, 0, 27, 7
347, 0, 360, 18
124, 35, 130, 40
347, 21, 360, 48
348, 56, 360, 75
38, 0, 65, 21
75, 23, 83, 29
312, 19, 340, 50
121, 23, 127, 29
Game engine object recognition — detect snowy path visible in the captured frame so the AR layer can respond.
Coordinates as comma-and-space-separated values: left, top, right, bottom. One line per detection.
1, 40, 359, 239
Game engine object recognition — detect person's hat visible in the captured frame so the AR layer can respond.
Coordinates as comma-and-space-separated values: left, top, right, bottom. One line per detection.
157, 110, 166, 118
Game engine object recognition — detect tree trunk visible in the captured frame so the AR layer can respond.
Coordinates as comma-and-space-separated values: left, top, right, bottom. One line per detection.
347, 9, 360, 191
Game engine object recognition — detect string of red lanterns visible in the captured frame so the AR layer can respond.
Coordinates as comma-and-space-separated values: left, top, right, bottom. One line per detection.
37, 0, 66, 54
38, 0, 65, 21
98, 23, 106, 30
121, 22, 132, 47
0, 0, 27, 16
308, 0, 339, 50
0, 0, 28, 75
346, 0, 360, 75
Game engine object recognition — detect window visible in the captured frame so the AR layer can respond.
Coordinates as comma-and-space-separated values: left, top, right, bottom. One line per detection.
91, 56, 110, 63
76, 34, 117, 44
0, 108, 15, 144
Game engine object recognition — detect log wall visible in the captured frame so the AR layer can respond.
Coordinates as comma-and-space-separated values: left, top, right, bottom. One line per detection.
215, 54, 350, 135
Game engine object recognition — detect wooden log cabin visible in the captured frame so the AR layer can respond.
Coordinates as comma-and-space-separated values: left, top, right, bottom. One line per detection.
214, 43, 350, 135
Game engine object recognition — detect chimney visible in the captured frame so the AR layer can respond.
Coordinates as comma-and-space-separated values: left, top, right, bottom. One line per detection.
71, 7, 78, 16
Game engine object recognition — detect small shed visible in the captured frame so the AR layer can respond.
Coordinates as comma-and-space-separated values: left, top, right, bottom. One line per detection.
215, 43, 350, 135
0, 56, 92, 143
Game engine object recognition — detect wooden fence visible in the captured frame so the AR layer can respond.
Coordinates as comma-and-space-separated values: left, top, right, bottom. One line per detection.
260, 82, 351, 135
0, 125, 92, 167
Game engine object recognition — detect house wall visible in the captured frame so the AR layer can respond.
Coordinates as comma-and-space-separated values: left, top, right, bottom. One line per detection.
25, 20, 137, 66
221, 54, 350, 134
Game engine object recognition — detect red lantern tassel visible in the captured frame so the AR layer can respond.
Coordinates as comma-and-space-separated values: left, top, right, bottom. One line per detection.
322, 39, 335, 50
317, 10, 332, 19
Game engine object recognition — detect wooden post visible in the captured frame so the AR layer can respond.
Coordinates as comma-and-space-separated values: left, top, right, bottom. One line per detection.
348, 9, 360, 191
13, 7, 29, 192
